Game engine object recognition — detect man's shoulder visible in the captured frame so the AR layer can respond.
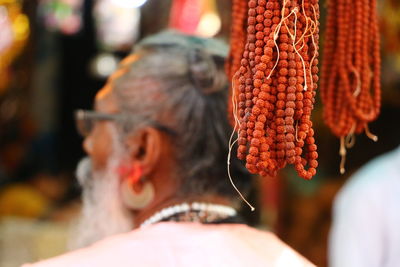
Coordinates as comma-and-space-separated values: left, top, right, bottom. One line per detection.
23, 223, 314, 267
21, 230, 143, 267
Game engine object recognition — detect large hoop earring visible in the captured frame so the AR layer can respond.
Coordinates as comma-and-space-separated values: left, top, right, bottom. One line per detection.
121, 179, 155, 210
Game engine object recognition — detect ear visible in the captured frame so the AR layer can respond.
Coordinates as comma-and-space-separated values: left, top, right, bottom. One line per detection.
125, 127, 164, 176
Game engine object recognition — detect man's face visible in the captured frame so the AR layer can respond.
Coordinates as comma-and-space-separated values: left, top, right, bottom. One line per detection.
83, 84, 119, 171
70, 82, 134, 249
82, 55, 142, 170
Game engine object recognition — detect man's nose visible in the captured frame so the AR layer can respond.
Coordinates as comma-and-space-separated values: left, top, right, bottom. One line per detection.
83, 136, 93, 155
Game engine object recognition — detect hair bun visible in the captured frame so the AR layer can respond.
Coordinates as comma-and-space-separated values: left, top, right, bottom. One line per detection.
187, 48, 226, 95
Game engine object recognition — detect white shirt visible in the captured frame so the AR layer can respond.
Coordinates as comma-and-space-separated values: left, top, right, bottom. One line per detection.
23, 222, 314, 267
329, 146, 400, 267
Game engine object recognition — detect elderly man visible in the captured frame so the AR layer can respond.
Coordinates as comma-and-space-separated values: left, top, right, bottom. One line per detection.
23, 32, 314, 267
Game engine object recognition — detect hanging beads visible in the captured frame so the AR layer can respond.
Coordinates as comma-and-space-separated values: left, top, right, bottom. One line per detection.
226, 0, 248, 124
320, 0, 381, 173
226, 0, 248, 82
228, 0, 320, 180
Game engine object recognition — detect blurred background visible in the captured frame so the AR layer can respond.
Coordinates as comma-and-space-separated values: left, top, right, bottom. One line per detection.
0, 0, 399, 266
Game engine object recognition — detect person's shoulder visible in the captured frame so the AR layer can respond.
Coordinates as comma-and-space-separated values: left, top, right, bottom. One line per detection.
172, 223, 315, 266
335, 146, 400, 211
21, 230, 146, 267
21, 223, 207, 267
22, 223, 315, 267
341, 147, 400, 195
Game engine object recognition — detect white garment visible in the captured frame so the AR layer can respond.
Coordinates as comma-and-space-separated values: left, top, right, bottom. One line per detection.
22, 222, 314, 267
329, 146, 400, 267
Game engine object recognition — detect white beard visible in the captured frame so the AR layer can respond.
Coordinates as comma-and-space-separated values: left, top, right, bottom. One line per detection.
68, 155, 134, 250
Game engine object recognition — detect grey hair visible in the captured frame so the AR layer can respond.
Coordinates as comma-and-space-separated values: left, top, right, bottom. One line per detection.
111, 31, 251, 199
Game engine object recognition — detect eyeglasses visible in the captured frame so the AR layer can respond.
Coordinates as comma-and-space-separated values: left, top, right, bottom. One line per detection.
74, 109, 177, 137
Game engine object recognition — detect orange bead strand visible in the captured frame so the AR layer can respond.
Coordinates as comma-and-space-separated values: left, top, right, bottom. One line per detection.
320, 0, 381, 172
227, 0, 321, 180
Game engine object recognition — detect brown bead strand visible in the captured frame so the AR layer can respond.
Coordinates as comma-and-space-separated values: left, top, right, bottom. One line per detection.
237, 1, 259, 161
227, 0, 320, 180
226, 0, 248, 81
319, 0, 381, 173
263, 0, 281, 174
259, 1, 277, 173
274, 31, 290, 166
226, 0, 248, 126
248, 0, 269, 173
243, 0, 260, 173
321, 0, 381, 128
356, 0, 370, 132
319, 0, 336, 107
237, 53, 251, 160
370, 0, 381, 119
283, 4, 298, 166
293, 0, 319, 179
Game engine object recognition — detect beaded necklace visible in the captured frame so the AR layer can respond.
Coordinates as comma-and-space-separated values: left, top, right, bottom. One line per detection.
140, 202, 238, 228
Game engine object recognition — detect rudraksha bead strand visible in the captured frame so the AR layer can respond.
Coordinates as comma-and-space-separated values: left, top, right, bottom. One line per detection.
227, 0, 320, 180
320, 0, 381, 173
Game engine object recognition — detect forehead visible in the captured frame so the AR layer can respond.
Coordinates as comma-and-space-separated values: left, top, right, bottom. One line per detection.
95, 83, 117, 113
94, 54, 140, 112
